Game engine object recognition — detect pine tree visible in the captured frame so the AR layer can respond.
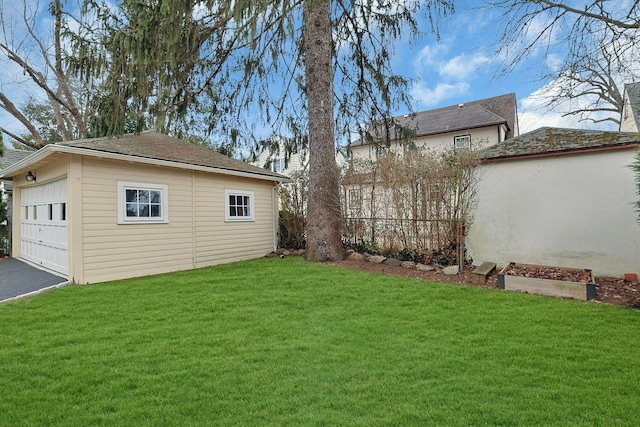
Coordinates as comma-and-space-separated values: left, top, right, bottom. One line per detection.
78, 0, 453, 261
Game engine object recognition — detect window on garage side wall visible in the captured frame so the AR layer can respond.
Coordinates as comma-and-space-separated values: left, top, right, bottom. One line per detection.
117, 181, 169, 224
225, 189, 255, 221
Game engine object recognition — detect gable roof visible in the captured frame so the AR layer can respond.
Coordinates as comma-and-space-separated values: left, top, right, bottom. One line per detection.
1, 149, 33, 192
352, 93, 518, 147
1, 149, 32, 169
621, 82, 640, 132
480, 127, 639, 161
0, 131, 289, 182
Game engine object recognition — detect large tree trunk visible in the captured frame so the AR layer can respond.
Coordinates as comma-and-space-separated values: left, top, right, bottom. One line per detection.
303, 0, 344, 262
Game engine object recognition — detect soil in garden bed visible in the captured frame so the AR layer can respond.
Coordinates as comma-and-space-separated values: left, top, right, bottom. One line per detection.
502, 264, 593, 284
327, 259, 640, 309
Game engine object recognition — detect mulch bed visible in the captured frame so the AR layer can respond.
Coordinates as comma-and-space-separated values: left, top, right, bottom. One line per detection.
328, 259, 640, 309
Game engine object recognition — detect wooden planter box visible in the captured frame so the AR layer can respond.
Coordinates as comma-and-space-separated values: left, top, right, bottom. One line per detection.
498, 262, 596, 301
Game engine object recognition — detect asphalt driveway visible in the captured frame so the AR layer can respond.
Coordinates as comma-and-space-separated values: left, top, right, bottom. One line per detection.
0, 258, 69, 302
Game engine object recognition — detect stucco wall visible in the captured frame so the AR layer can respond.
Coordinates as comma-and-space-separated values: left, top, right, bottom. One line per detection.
466, 148, 640, 277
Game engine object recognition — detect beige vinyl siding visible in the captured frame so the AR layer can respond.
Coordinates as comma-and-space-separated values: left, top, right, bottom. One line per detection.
194, 173, 275, 267
9, 148, 279, 284
79, 157, 195, 283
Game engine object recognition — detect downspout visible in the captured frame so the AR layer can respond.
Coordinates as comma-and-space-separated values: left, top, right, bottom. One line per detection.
272, 182, 282, 252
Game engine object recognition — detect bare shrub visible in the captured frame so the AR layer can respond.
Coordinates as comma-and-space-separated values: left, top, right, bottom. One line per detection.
342, 145, 480, 266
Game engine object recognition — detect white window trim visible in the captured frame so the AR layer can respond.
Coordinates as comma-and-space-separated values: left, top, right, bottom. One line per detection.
225, 189, 255, 222
271, 157, 285, 173
454, 134, 471, 149
117, 181, 169, 224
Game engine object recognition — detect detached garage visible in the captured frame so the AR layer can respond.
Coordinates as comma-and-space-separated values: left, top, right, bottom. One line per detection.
1, 131, 288, 284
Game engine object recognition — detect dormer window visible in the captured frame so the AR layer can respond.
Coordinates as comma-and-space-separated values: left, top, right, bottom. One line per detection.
454, 134, 471, 149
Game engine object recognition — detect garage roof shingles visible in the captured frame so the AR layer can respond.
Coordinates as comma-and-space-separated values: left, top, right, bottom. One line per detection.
59, 130, 284, 179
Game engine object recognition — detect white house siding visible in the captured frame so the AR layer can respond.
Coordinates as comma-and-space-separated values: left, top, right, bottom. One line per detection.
620, 89, 639, 132
466, 148, 640, 277
253, 147, 307, 176
350, 126, 502, 161
79, 157, 195, 283
193, 173, 276, 267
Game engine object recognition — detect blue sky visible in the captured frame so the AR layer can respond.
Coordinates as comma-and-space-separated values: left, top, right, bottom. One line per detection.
0, 0, 621, 149
392, 0, 618, 134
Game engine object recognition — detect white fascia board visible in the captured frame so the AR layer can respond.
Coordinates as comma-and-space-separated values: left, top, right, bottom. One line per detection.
0, 145, 55, 178
1, 144, 291, 183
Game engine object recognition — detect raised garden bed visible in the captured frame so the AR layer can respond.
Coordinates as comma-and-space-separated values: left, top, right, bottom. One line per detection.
498, 262, 596, 301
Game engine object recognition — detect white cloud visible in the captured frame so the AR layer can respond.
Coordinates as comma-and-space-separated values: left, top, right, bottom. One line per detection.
410, 38, 493, 109
544, 53, 564, 72
518, 83, 618, 133
439, 53, 491, 81
412, 43, 449, 71
411, 81, 469, 108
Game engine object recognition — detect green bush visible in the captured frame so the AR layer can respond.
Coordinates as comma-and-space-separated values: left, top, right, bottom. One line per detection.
346, 239, 381, 255
0, 201, 7, 255
279, 210, 306, 249
396, 247, 420, 262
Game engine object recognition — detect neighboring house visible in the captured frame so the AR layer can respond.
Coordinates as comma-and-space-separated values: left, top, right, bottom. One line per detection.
252, 136, 347, 177
350, 93, 519, 160
252, 136, 348, 217
620, 82, 640, 132
467, 127, 640, 277
340, 93, 517, 253
1, 149, 32, 255
0, 131, 288, 284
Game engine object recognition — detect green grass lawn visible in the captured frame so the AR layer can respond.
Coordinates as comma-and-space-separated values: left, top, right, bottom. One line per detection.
1, 257, 639, 426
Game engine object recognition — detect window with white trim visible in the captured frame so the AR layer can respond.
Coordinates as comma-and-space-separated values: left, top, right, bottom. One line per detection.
225, 189, 255, 221
454, 134, 471, 149
117, 181, 168, 224
270, 158, 285, 173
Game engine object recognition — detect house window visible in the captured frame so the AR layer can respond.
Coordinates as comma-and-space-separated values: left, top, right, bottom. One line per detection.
454, 134, 471, 149
270, 158, 285, 173
427, 183, 443, 203
375, 145, 389, 159
225, 189, 255, 221
117, 181, 168, 224
348, 189, 362, 211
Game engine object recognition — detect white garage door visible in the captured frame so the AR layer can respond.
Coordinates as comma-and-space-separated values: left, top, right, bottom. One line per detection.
21, 178, 68, 276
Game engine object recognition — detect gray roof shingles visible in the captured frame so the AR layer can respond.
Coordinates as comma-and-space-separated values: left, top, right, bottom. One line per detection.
59, 130, 285, 180
1, 149, 32, 169
480, 127, 639, 160
353, 93, 517, 147
1, 149, 32, 192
